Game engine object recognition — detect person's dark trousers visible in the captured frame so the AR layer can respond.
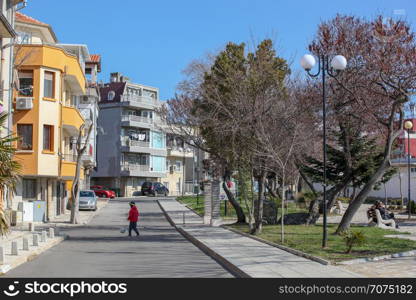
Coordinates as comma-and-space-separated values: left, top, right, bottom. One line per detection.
129, 222, 140, 236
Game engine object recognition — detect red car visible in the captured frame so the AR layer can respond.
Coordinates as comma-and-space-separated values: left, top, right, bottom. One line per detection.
91, 185, 116, 198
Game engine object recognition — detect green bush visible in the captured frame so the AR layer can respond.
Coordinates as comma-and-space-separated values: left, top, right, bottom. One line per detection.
337, 197, 351, 203
410, 201, 416, 214
341, 230, 366, 254
364, 196, 383, 204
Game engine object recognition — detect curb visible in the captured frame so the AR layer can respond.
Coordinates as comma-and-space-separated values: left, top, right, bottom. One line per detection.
223, 226, 331, 266
0, 234, 68, 275
157, 200, 250, 278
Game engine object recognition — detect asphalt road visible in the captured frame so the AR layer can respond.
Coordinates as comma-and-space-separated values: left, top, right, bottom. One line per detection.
5, 197, 232, 278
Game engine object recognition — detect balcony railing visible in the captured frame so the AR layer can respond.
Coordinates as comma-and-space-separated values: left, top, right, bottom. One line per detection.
121, 164, 150, 172
122, 139, 150, 148
121, 115, 153, 124
62, 153, 77, 162
120, 94, 158, 106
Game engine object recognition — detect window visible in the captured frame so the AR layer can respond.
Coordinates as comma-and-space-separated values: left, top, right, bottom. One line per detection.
175, 161, 182, 171
17, 124, 33, 150
22, 179, 36, 200
151, 131, 165, 149
44, 71, 55, 98
411, 168, 416, 173
16, 31, 32, 44
18, 71, 33, 96
79, 191, 95, 197
108, 91, 115, 101
151, 156, 166, 172
43, 125, 54, 152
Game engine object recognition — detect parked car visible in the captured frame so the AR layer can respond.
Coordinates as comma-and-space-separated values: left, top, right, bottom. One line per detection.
79, 190, 98, 211
90, 185, 116, 198
141, 182, 169, 196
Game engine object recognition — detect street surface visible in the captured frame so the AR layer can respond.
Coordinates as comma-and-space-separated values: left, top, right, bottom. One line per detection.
5, 197, 232, 278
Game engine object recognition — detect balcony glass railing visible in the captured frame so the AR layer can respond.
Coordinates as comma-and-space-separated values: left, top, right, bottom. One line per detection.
121, 115, 153, 124
62, 153, 77, 162
121, 164, 150, 172
120, 94, 158, 105
122, 140, 150, 148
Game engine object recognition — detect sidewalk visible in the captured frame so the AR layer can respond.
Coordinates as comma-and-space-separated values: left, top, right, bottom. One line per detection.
0, 198, 109, 275
158, 198, 361, 278
0, 229, 65, 275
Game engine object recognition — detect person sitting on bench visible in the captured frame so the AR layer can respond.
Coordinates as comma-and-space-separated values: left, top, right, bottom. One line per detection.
375, 201, 399, 229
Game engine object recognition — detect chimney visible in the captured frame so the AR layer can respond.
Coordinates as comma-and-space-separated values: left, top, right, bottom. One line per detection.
110, 72, 121, 82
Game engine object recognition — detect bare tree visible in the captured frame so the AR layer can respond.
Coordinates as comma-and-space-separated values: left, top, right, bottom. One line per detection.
70, 123, 93, 224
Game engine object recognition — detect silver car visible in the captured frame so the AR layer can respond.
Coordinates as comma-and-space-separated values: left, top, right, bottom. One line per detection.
79, 190, 98, 211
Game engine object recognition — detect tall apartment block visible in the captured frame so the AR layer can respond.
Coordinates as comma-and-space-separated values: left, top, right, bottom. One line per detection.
92, 72, 167, 197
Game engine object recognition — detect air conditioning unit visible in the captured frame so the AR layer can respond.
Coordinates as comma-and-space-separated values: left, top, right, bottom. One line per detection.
81, 95, 89, 103
16, 97, 33, 110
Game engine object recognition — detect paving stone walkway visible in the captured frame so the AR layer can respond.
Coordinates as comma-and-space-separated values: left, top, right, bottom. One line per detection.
158, 199, 361, 278
341, 256, 416, 277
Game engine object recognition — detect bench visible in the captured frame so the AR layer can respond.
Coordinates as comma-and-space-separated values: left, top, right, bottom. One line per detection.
330, 200, 345, 215
367, 208, 396, 229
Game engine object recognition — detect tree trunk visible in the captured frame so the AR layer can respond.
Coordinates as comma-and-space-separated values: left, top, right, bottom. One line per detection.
383, 183, 387, 205
252, 170, 266, 235
70, 123, 93, 225
336, 160, 389, 234
399, 171, 404, 207
222, 180, 246, 223
280, 174, 286, 242
325, 175, 352, 214
70, 156, 82, 224
351, 183, 357, 203
336, 105, 401, 234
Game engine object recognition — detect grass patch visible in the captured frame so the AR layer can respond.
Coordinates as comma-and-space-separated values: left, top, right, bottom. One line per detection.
176, 195, 205, 216
228, 223, 416, 263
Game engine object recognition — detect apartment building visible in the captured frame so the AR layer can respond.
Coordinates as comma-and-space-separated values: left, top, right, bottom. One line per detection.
58, 45, 101, 189
92, 72, 167, 197
12, 12, 89, 222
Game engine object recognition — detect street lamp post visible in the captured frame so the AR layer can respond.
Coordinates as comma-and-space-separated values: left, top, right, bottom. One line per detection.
405, 120, 413, 219
301, 54, 347, 248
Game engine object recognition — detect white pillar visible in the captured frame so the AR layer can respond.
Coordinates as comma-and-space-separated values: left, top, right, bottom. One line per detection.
33, 234, 39, 246
0, 246, 5, 264
41, 231, 47, 242
23, 238, 29, 251
48, 228, 55, 239
11, 241, 18, 255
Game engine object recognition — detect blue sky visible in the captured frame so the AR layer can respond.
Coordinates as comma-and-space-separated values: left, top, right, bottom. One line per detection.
22, 0, 416, 100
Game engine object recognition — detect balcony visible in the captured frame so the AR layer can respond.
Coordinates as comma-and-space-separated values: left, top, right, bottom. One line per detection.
121, 139, 167, 156
120, 94, 159, 110
62, 105, 85, 135
121, 115, 153, 129
167, 147, 194, 158
120, 164, 166, 178
15, 45, 86, 94
62, 153, 77, 162
81, 154, 95, 167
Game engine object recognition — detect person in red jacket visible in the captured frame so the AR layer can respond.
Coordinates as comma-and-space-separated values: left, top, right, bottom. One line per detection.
127, 201, 140, 236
